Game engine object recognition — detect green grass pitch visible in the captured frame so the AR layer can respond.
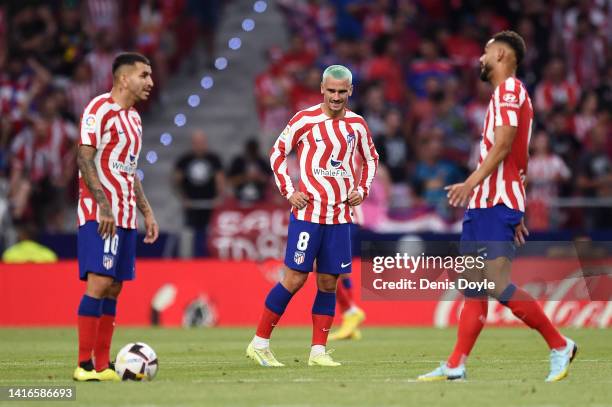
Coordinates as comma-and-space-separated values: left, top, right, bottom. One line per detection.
0, 327, 611, 407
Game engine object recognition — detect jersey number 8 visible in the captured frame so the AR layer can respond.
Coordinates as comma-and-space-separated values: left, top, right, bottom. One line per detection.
296, 232, 310, 251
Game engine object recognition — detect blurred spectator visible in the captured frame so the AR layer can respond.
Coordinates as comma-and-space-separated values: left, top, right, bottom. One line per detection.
8, 108, 75, 232
254, 47, 292, 146
358, 162, 391, 231
412, 128, 463, 218
527, 131, 571, 230
567, 12, 606, 88
363, 34, 405, 105
51, 3, 89, 77
430, 78, 470, 161
576, 122, 612, 204
573, 91, 599, 143
407, 38, 453, 99
534, 57, 578, 115
439, 24, 481, 70
0, 51, 51, 143
86, 29, 119, 93
188, 0, 222, 70
465, 81, 492, 135
375, 109, 410, 184
577, 125, 612, 230
290, 66, 322, 112
83, 0, 120, 36
546, 107, 581, 167
330, 0, 366, 41
595, 65, 612, 110
135, 0, 169, 102
359, 82, 387, 137
228, 138, 272, 204
2, 222, 57, 263
64, 60, 97, 120
174, 130, 225, 231
281, 35, 317, 76
10, 4, 57, 59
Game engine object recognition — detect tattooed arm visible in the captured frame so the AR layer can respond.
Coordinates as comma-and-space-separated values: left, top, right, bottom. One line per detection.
77, 145, 115, 238
134, 176, 159, 243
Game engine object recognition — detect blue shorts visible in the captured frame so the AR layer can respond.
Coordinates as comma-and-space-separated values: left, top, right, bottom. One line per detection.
459, 205, 524, 260
78, 221, 137, 281
284, 213, 352, 274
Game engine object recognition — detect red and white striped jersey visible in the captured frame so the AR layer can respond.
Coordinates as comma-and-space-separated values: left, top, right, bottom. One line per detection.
11, 118, 77, 182
270, 104, 379, 224
469, 77, 533, 212
78, 93, 142, 229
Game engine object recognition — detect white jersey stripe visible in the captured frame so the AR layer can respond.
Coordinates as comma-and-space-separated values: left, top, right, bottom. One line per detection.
512, 181, 525, 212
507, 110, 518, 126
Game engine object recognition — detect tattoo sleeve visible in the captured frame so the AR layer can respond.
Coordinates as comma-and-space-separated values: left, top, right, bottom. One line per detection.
134, 176, 153, 217
77, 145, 111, 211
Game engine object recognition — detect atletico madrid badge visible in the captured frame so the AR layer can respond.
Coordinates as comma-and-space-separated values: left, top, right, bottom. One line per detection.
103, 254, 114, 270
294, 251, 305, 265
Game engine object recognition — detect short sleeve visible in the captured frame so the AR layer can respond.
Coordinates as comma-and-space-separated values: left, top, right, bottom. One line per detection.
495, 78, 522, 127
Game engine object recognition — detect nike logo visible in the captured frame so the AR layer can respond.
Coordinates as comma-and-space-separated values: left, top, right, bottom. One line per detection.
322, 328, 330, 332
477, 247, 487, 253
315, 138, 323, 142
341, 262, 351, 268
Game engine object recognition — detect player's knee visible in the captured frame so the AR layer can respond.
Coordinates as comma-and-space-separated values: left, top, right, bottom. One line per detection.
317, 274, 338, 292
282, 269, 308, 293
86, 273, 114, 297
107, 281, 123, 299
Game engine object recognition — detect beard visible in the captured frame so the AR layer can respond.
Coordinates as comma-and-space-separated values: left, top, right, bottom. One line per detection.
479, 63, 492, 82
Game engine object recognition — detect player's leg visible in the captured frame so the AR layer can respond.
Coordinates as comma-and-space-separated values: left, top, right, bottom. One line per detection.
485, 255, 576, 382
247, 266, 308, 367
308, 221, 351, 366
247, 214, 322, 367
330, 274, 365, 340
419, 210, 481, 381
308, 272, 341, 366
75, 272, 114, 381
446, 264, 489, 369
93, 281, 121, 376
94, 227, 137, 380
74, 221, 117, 381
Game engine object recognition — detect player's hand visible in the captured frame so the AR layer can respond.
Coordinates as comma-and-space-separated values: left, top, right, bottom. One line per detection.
346, 190, 363, 206
143, 214, 159, 244
514, 217, 529, 247
445, 182, 474, 207
288, 192, 309, 210
98, 205, 116, 239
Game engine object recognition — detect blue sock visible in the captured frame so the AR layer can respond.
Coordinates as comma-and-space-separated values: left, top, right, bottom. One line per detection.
101, 298, 117, 316
264, 283, 294, 315
341, 278, 352, 289
78, 295, 102, 317
498, 283, 517, 306
312, 290, 336, 316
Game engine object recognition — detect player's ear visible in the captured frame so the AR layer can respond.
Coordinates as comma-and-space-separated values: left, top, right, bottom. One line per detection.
348, 84, 353, 97
496, 47, 505, 63
320, 82, 325, 95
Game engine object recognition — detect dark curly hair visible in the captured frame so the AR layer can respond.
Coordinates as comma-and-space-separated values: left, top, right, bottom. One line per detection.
492, 31, 526, 66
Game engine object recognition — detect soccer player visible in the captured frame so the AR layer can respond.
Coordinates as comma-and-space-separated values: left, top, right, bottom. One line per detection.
418, 31, 577, 382
73, 53, 158, 381
246, 65, 378, 367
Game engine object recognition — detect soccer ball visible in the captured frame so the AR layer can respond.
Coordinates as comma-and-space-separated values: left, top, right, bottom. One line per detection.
114, 342, 158, 381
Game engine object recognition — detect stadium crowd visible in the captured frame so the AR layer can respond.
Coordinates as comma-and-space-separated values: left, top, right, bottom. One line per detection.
0, 0, 224, 234
254, 0, 612, 232
0, 0, 610, 243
